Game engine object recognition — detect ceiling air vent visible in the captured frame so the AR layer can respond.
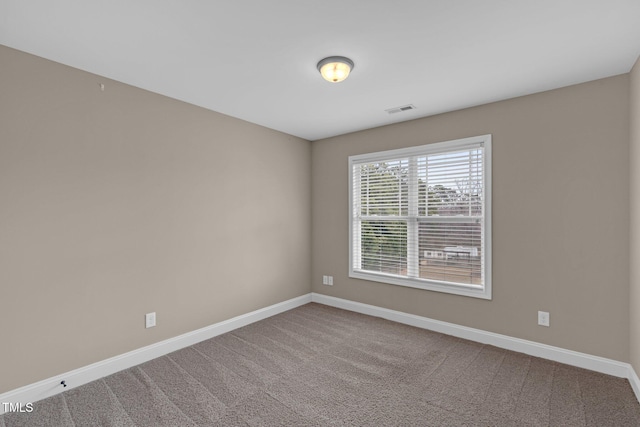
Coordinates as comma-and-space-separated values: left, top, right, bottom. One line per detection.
385, 104, 416, 114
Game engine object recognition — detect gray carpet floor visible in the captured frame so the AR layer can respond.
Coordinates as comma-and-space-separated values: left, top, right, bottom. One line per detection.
2, 303, 640, 426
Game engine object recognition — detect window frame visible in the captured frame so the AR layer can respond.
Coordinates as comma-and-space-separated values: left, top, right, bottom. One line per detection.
348, 134, 492, 300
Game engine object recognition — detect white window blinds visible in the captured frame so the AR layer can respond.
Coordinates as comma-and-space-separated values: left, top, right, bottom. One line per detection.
349, 135, 492, 299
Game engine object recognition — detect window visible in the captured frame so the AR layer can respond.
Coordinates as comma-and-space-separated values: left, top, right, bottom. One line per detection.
349, 134, 492, 299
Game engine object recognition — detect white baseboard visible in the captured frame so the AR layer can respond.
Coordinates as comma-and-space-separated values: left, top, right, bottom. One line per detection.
311, 293, 633, 380
3, 292, 637, 415
0, 294, 312, 415
630, 366, 640, 403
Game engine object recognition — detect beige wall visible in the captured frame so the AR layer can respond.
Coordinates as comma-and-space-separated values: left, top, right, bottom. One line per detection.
312, 75, 630, 361
0, 45, 311, 394
630, 56, 640, 372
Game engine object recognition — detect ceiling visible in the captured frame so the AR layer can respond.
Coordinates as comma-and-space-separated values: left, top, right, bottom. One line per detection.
1, 1, 639, 141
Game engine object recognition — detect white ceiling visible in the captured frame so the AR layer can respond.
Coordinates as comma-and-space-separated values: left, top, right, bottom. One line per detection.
1, 1, 639, 141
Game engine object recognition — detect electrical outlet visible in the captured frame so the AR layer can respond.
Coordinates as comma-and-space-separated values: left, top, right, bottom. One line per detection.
145, 312, 156, 329
322, 275, 333, 286
538, 311, 549, 327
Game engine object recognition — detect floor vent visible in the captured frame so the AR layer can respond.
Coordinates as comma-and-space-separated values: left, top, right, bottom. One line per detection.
385, 104, 416, 114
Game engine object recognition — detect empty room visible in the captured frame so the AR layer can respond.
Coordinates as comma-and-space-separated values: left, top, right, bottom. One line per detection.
2, 1, 640, 426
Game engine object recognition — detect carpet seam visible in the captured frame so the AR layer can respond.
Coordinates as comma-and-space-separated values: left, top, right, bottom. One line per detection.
216, 333, 285, 365
545, 363, 557, 427
230, 325, 318, 358
511, 355, 533, 422
176, 347, 260, 407
137, 362, 200, 427
193, 344, 274, 396
101, 376, 136, 426
59, 391, 77, 427
164, 353, 227, 410
478, 349, 508, 416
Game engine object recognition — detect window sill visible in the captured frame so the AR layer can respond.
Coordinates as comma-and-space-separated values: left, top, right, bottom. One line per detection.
349, 269, 492, 300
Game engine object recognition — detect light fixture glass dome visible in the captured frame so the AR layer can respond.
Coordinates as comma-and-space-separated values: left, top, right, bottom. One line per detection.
317, 56, 354, 83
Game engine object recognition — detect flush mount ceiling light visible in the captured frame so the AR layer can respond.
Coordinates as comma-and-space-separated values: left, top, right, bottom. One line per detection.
317, 56, 354, 83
